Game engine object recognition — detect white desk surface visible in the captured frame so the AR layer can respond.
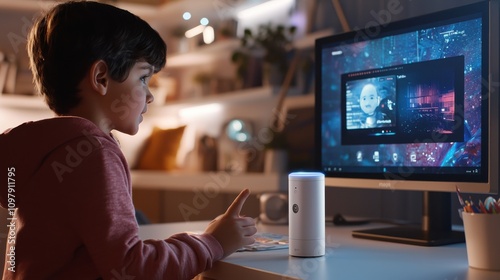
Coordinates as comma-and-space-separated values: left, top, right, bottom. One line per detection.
138, 221, 500, 280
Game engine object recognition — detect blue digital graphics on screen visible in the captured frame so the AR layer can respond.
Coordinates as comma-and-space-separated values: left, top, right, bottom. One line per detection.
320, 17, 482, 173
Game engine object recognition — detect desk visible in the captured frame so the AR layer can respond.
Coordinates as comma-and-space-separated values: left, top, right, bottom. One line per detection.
138, 221, 500, 280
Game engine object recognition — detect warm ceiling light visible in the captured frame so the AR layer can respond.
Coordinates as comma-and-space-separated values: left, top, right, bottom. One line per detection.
203, 26, 215, 44
185, 25, 205, 38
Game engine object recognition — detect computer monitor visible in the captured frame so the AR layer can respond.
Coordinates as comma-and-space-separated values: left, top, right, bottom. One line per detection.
315, 1, 499, 246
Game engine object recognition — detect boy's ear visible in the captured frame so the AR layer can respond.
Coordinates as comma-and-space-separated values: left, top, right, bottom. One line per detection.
90, 60, 109, 95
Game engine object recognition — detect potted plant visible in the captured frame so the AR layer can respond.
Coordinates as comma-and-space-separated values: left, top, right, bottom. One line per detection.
192, 71, 213, 96
231, 23, 297, 90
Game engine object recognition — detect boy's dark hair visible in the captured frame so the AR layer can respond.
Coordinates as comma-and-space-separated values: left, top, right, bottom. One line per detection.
27, 0, 167, 115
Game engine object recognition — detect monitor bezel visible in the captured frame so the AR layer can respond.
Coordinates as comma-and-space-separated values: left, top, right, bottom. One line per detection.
314, 1, 499, 194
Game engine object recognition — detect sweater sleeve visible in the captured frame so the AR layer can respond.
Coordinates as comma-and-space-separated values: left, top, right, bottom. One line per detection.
61, 147, 224, 280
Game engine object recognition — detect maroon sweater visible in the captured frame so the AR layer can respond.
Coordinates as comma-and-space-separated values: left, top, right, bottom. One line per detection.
0, 117, 223, 279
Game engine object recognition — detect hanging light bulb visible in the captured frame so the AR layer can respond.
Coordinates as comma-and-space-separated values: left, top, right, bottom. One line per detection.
203, 26, 215, 44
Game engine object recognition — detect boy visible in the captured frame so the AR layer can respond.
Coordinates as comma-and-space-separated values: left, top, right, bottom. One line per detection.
0, 1, 256, 279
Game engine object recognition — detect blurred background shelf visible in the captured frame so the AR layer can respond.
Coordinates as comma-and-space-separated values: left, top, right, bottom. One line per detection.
130, 170, 287, 193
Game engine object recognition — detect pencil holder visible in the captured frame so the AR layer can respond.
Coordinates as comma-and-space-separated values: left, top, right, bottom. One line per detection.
462, 212, 500, 271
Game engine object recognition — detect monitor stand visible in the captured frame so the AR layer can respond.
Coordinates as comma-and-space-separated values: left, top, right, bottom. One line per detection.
352, 191, 465, 246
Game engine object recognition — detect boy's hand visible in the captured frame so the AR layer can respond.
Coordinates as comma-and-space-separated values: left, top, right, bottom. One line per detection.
204, 189, 257, 258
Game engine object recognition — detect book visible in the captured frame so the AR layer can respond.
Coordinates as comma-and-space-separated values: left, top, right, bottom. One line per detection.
237, 232, 288, 252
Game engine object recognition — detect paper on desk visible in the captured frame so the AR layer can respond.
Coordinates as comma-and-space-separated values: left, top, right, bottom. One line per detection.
237, 232, 289, 252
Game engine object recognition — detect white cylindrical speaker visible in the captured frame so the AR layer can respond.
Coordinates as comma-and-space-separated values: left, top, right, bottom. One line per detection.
288, 172, 325, 257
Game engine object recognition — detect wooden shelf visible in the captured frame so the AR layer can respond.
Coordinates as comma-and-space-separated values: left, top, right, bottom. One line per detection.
130, 170, 287, 193
148, 86, 274, 113
166, 39, 240, 68
0, 94, 47, 110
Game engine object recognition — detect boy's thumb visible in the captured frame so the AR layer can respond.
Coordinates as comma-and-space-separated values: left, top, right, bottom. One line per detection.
225, 189, 250, 217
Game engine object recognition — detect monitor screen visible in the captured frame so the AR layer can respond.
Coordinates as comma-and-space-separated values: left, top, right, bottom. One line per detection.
315, 1, 499, 246
315, 1, 499, 195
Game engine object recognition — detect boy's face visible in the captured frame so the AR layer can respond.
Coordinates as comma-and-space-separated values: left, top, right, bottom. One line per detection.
106, 61, 155, 135
359, 84, 378, 115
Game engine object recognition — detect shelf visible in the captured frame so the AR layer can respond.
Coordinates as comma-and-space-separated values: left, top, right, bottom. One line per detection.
0, 87, 308, 114
130, 170, 287, 193
164, 28, 334, 68
1, 87, 313, 115
148, 86, 274, 113
166, 39, 240, 68
283, 92, 314, 109
0, 94, 47, 110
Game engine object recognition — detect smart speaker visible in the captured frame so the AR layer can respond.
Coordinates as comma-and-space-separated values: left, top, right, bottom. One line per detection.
288, 172, 325, 257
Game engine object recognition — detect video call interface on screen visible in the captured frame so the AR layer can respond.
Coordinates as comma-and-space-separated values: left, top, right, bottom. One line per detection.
319, 13, 486, 180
